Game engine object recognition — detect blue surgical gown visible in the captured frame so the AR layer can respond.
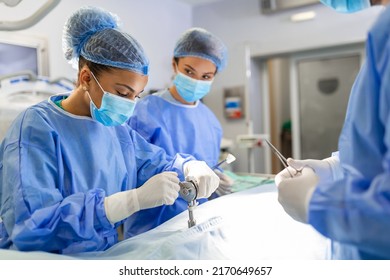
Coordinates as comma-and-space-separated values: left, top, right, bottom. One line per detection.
309, 5, 390, 259
0, 95, 193, 254
126, 90, 223, 237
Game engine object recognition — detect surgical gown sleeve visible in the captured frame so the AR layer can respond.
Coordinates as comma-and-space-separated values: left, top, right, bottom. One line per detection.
130, 128, 193, 184
308, 6, 390, 259
0, 109, 114, 253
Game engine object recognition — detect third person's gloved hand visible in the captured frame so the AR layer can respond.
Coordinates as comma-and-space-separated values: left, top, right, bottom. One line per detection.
183, 160, 220, 198
214, 169, 234, 196
287, 155, 342, 185
104, 172, 180, 224
276, 167, 318, 223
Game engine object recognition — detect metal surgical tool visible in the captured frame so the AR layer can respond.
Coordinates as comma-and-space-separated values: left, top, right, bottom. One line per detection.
179, 177, 198, 228
264, 139, 302, 178
179, 153, 237, 228
212, 153, 236, 170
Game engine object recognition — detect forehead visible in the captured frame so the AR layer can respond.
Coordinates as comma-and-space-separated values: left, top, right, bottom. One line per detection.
177, 56, 216, 73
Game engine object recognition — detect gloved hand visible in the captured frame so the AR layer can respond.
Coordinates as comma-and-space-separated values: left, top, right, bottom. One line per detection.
104, 172, 180, 224
274, 156, 341, 186
183, 160, 220, 199
276, 167, 318, 223
287, 156, 341, 185
214, 169, 234, 196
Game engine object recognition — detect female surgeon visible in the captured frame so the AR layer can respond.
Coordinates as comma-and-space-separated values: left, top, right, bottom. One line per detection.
0, 6, 219, 254
275, 0, 390, 259
128, 28, 233, 203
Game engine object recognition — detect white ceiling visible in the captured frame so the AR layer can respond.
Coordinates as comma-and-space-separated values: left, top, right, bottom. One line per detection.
175, 0, 225, 6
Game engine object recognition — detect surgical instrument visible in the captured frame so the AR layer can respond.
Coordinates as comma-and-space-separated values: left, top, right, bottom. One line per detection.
179, 153, 237, 228
264, 139, 302, 178
179, 177, 198, 228
212, 153, 236, 170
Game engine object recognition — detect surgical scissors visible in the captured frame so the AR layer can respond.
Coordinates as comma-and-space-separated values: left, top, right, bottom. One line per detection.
264, 139, 303, 178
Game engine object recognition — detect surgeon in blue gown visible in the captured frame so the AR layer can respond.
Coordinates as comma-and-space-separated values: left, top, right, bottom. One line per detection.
128, 28, 233, 206
275, 0, 390, 259
0, 6, 219, 254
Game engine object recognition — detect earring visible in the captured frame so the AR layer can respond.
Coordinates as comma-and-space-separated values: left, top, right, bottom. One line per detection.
83, 86, 87, 91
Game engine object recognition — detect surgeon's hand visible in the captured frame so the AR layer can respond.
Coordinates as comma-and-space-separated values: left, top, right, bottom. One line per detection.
274, 156, 341, 187
214, 170, 234, 196
184, 160, 220, 199
136, 172, 180, 209
287, 156, 341, 185
104, 172, 180, 224
276, 167, 318, 223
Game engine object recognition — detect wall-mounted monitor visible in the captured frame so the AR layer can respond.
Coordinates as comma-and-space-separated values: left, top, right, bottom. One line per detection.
0, 34, 49, 77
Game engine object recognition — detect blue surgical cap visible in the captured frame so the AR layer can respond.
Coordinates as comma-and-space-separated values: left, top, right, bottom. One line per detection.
62, 6, 149, 75
173, 28, 228, 72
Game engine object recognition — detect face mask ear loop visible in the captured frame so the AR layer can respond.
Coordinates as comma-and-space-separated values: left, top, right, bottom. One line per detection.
90, 71, 105, 94
82, 85, 92, 101
89, 71, 108, 110
173, 62, 180, 76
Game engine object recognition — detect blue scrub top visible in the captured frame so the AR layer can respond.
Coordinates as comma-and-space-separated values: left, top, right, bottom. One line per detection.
0, 95, 193, 254
309, 5, 390, 259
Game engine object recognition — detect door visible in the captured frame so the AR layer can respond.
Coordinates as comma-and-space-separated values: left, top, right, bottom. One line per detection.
290, 46, 364, 159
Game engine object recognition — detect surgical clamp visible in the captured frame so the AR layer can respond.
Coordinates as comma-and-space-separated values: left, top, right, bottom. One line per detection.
264, 139, 302, 178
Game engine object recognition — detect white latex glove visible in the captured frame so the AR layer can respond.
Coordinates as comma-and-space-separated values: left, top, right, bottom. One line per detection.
183, 160, 220, 199
104, 172, 180, 224
276, 167, 318, 223
287, 156, 341, 185
274, 165, 298, 186
214, 170, 234, 196
274, 155, 341, 187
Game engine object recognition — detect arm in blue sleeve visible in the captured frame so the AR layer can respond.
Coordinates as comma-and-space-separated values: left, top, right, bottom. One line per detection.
308, 29, 390, 258
309, 173, 390, 259
132, 129, 195, 185
0, 111, 114, 253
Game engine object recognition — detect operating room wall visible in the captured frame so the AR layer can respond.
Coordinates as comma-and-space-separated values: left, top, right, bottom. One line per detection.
0, 0, 193, 92
193, 0, 383, 173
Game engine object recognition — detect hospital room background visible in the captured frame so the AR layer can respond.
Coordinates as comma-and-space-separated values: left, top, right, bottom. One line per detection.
0, 0, 382, 175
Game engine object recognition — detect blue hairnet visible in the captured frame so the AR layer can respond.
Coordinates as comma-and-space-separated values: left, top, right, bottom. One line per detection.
173, 28, 228, 72
62, 6, 149, 75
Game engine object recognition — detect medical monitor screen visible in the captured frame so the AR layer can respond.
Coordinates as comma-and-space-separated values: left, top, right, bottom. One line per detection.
0, 42, 38, 76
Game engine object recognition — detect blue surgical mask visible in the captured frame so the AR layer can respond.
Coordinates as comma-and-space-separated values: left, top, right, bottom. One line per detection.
173, 72, 213, 102
89, 72, 136, 126
320, 0, 371, 13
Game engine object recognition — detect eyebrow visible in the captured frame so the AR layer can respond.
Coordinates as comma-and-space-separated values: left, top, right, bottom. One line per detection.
184, 64, 215, 75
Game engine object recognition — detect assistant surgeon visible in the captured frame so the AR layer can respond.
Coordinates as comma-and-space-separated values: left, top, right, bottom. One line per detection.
128, 28, 233, 202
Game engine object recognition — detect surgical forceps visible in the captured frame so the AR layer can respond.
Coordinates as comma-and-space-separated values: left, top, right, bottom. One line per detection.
264, 139, 303, 178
